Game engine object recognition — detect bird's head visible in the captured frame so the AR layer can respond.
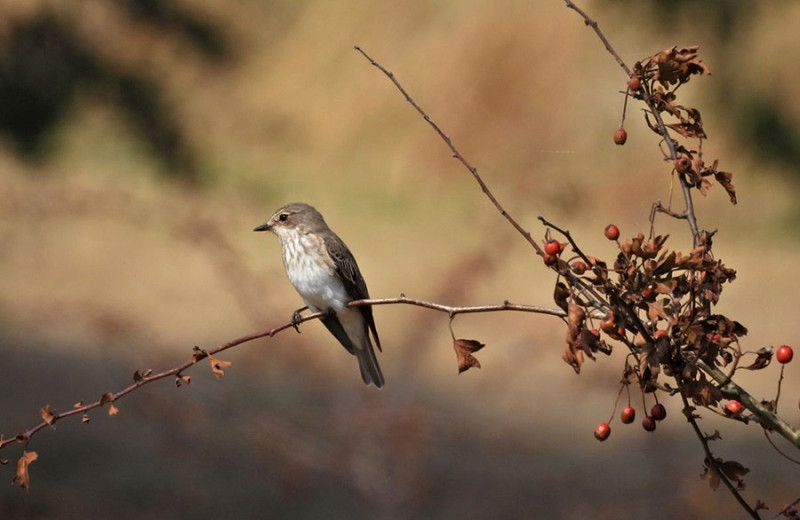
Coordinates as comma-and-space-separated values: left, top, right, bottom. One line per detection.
253, 202, 325, 238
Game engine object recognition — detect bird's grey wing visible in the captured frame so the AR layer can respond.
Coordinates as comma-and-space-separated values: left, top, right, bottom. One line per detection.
326, 237, 382, 351
319, 312, 357, 355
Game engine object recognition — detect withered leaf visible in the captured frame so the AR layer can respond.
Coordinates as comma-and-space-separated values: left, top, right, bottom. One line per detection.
647, 300, 670, 322
133, 369, 153, 382
705, 429, 722, 442
553, 282, 569, 313
714, 169, 737, 205
176, 374, 192, 387
73, 401, 83, 409
742, 346, 772, 370
719, 459, 749, 489
192, 346, 207, 362
108, 403, 119, 416
13, 451, 38, 491
567, 303, 586, 338
682, 375, 723, 407
649, 45, 711, 87
703, 463, 721, 491
453, 338, 485, 374
209, 356, 233, 379
82, 413, 90, 424
40, 405, 56, 426
639, 342, 660, 383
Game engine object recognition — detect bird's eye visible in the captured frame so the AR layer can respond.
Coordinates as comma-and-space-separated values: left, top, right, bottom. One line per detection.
278, 213, 288, 222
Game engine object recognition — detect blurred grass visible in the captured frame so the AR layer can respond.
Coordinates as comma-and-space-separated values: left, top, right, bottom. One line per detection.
1, 1, 800, 518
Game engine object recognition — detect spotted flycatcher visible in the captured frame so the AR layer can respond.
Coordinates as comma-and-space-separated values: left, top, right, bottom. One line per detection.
254, 202, 384, 388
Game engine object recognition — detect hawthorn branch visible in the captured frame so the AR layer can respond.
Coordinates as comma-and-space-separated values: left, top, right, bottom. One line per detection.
696, 358, 800, 448
563, 0, 700, 245
354, 45, 543, 257
680, 393, 762, 520
0, 296, 566, 453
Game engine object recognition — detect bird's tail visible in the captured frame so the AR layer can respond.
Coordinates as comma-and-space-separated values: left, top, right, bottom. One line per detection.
356, 340, 384, 388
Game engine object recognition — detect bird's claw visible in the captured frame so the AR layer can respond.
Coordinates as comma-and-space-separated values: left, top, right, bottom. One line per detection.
291, 309, 303, 333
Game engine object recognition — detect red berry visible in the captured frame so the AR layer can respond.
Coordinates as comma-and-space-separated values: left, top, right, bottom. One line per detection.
599, 311, 617, 335
614, 128, 628, 145
675, 156, 692, 174
571, 261, 587, 275
725, 400, 744, 415
543, 253, 558, 266
620, 406, 636, 424
604, 224, 620, 241
594, 422, 611, 441
628, 76, 642, 91
642, 416, 657, 432
544, 240, 561, 256
650, 403, 667, 421
776, 345, 794, 364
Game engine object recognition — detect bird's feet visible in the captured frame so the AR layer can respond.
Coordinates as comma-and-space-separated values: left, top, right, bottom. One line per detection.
291, 307, 307, 333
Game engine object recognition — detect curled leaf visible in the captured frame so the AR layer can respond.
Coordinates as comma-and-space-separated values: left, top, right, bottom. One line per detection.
133, 369, 153, 382
453, 338, 485, 374
209, 356, 232, 379
13, 451, 38, 491
742, 347, 772, 370
40, 405, 56, 426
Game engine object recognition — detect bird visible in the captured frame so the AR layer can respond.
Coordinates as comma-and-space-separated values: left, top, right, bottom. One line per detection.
254, 202, 384, 388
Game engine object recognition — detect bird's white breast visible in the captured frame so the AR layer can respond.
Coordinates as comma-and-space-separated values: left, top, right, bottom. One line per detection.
280, 232, 350, 312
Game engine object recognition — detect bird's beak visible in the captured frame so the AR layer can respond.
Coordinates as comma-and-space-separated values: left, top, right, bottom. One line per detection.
253, 222, 271, 232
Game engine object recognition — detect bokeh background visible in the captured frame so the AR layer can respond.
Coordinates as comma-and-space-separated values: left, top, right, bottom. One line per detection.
2, 1, 800, 518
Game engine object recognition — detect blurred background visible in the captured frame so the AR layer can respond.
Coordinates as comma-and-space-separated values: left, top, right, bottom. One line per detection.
2, 1, 799, 518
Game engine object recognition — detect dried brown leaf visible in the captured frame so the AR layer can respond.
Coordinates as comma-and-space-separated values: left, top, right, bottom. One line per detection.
453, 338, 485, 374
719, 459, 749, 489
192, 346, 207, 362
553, 282, 569, 313
133, 369, 153, 382
742, 347, 772, 370
108, 403, 119, 416
40, 405, 56, 426
82, 413, 90, 424
714, 169, 737, 205
210, 356, 233, 379
682, 376, 723, 407
649, 45, 711, 87
13, 451, 38, 491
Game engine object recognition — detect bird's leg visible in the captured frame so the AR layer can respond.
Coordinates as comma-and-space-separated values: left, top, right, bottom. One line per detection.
291, 306, 309, 333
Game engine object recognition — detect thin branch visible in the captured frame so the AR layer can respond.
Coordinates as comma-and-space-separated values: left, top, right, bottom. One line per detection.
680, 393, 762, 520
563, 0, 700, 245
696, 358, 800, 448
0, 295, 566, 453
353, 45, 543, 257
563, 0, 632, 77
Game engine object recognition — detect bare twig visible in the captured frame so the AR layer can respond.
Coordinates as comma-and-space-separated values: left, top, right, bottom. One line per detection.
354, 46, 543, 257
563, 0, 632, 77
681, 393, 762, 520
0, 295, 565, 453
